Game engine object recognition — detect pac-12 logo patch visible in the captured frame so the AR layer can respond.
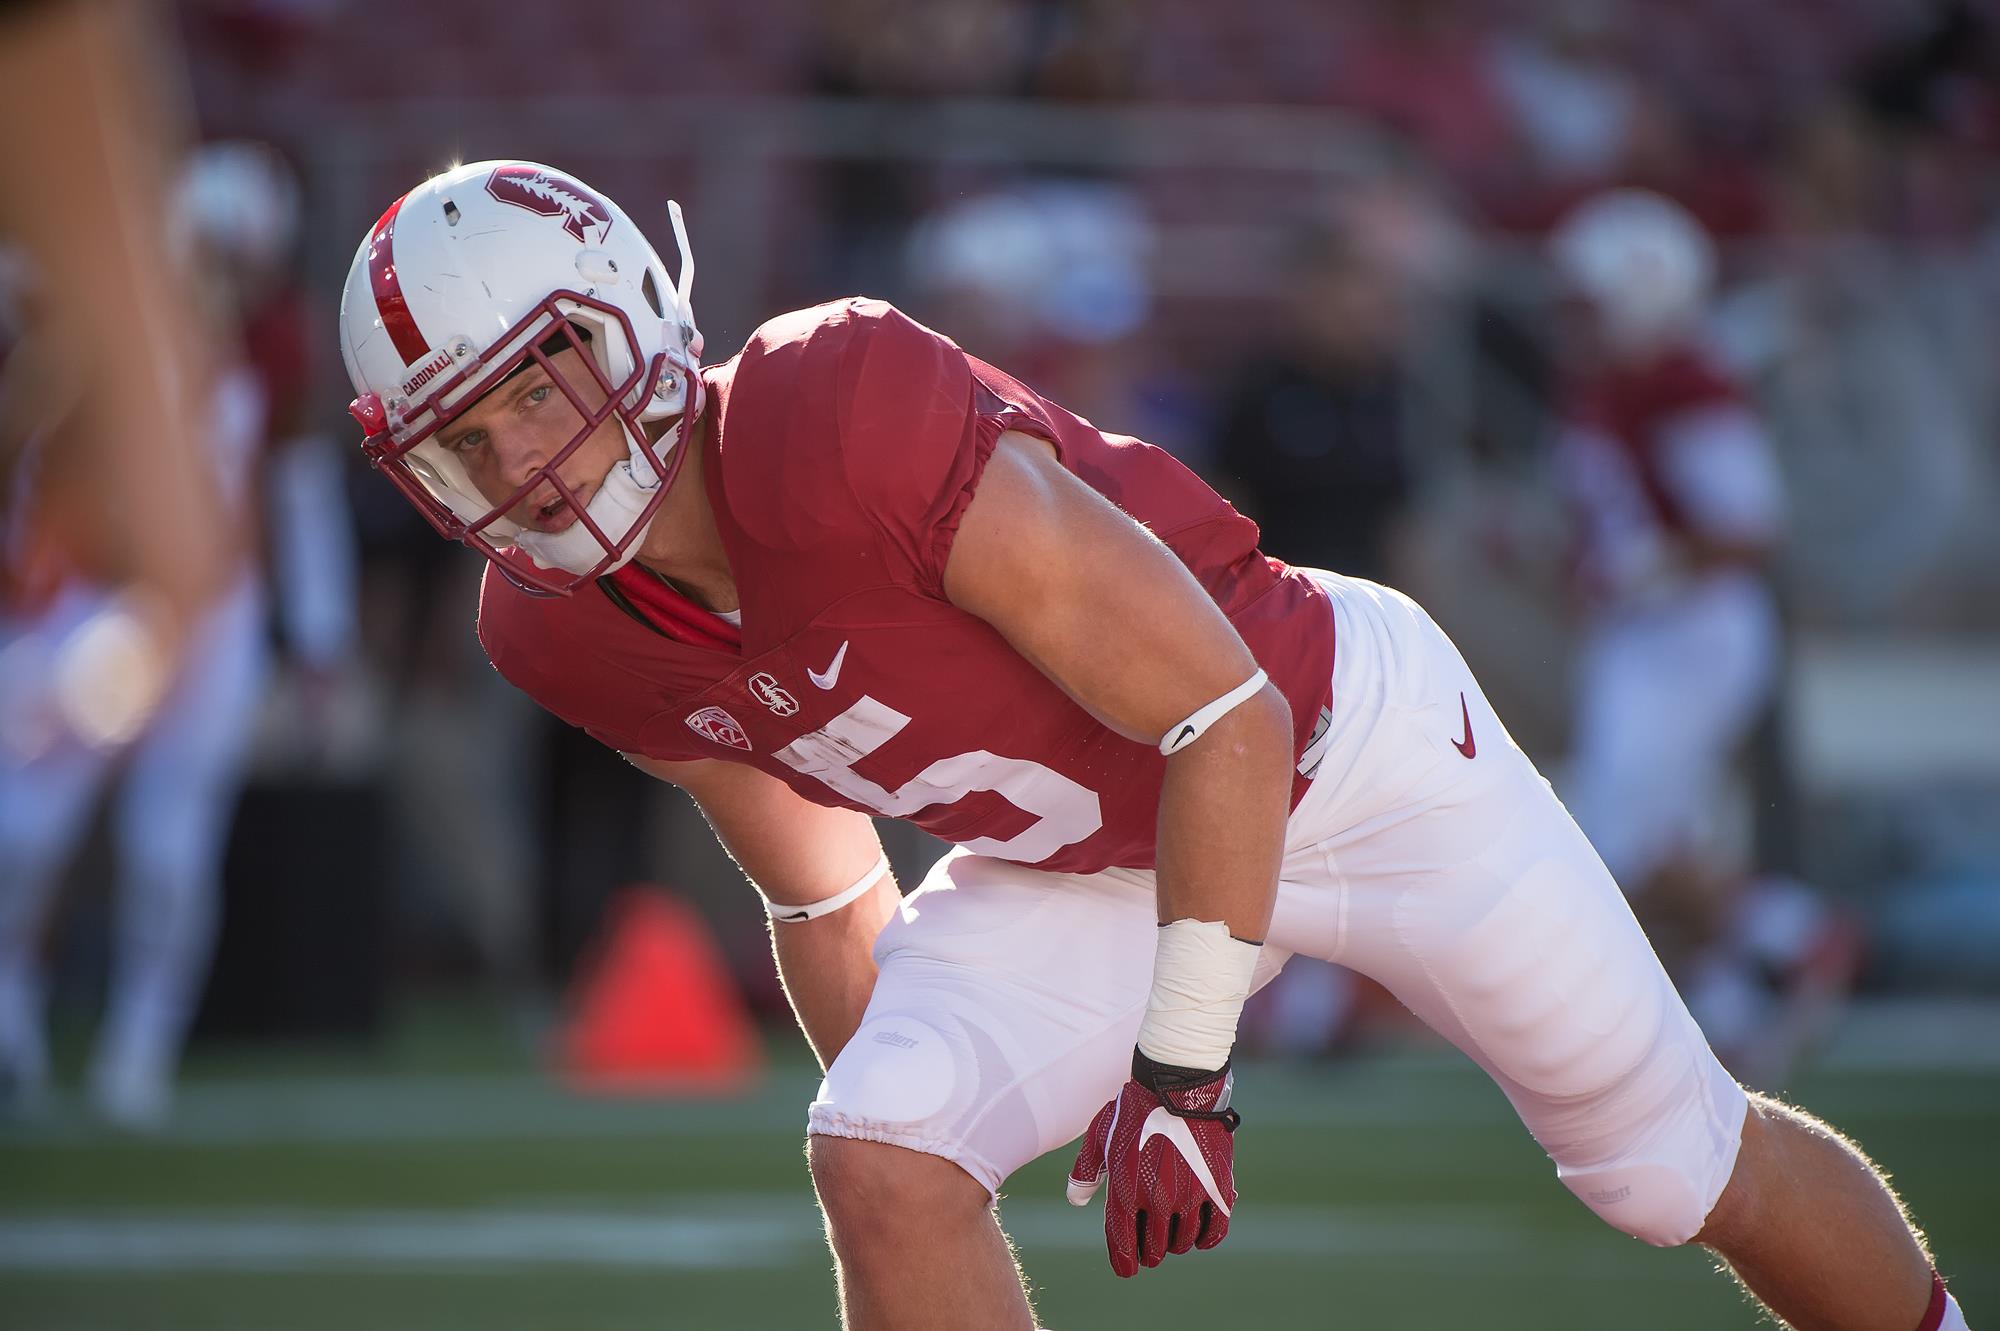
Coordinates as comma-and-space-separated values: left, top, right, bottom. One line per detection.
748, 672, 800, 717
686, 706, 751, 751
483, 166, 613, 244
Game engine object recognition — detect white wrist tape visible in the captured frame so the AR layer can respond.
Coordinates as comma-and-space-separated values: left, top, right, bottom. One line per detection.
1135, 918, 1262, 1071
1158, 669, 1269, 756
762, 853, 890, 924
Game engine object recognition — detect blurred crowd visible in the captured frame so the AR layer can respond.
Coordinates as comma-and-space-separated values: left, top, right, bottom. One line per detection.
5, 0, 2000, 1121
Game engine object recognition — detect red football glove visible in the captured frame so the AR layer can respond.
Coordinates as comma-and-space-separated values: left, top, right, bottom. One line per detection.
1065, 1049, 1239, 1277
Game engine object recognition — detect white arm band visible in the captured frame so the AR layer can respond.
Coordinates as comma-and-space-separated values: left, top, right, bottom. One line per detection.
1135, 918, 1262, 1071
1158, 669, 1269, 756
761, 853, 891, 924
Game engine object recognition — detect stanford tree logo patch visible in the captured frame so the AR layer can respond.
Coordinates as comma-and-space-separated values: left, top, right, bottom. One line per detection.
748, 672, 800, 717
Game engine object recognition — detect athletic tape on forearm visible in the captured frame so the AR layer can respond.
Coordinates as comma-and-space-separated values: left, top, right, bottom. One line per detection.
1135, 918, 1262, 1071
1158, 669, 1269, 756
762, 853, 891, 924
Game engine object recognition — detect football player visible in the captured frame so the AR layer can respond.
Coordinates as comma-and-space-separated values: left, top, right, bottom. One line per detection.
337, 162, 1968, 1331
1548, 190, 1860, 1082
0, 142, 321, 1127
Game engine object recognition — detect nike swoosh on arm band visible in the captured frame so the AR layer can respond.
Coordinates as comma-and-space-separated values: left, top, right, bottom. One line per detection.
761, 852, 891, 923
1157, 669, 1269, 756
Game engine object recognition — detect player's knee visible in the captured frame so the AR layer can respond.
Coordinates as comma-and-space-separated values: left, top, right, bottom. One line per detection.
808, 1134, 986, 1256
1551, 1047, 1752, 1249
818, 1014, 965, 1126
1562, 1161, 1715, 1247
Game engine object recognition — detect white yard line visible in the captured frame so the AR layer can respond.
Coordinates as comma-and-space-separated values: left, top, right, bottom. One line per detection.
0, 1199, 1547, 1273
6, 1000, 1994, 1150
5, 1067, 1517, 1148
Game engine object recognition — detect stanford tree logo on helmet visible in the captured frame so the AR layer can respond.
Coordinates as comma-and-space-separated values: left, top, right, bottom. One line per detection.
483, 166, 614, 245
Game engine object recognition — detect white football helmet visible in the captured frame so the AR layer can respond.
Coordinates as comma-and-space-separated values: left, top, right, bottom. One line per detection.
1549, 189, 1715, 353
338, 160, 703, 595
176, 141, 302, 273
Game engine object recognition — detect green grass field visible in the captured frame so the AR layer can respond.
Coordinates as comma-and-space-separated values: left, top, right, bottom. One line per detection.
3, 1004, 1995, 1330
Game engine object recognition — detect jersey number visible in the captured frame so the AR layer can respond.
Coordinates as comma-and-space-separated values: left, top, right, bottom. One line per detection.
773, 695, 1103, 862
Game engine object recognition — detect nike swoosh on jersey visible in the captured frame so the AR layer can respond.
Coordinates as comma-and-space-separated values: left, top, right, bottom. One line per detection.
808, 641, 850, 691
1453, 692, 1476, 759
1138, 1106, 1232, 1215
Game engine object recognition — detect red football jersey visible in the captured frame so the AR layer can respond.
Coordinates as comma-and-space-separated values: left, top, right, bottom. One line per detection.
479, 300, 1336, 874
1564, 344, 1745, 537
1559, 342, 1778, 605
242, 284, 318, 441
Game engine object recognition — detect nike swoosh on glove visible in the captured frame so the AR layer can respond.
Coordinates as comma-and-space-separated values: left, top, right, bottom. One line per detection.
1065, 1049, 1239, 1277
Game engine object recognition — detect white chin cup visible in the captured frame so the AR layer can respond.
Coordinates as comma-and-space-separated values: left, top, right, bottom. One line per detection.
513, 348, 707, 577
514, 413, 680, 576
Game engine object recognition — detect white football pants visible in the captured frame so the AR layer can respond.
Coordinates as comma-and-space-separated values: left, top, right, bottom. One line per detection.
1563, 572, 1781, 888
810, 573, 1747, 1249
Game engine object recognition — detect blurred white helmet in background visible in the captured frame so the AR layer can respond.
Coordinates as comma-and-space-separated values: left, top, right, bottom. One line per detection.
176, 140, 302, 273
905, 180, 1154, 345
337, 160, 702, 595
1549, 188, 1715, 353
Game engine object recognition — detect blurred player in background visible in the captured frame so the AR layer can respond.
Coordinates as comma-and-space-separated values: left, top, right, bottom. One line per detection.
0, 141, 354, 1127
338, 161, 1967, 1331
179, 142, 360, 728
1548, 189, 1860, 1084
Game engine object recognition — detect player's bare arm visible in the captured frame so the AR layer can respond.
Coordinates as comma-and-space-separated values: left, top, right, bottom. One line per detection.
945, 429, 1293, 1275
624, 753, 895, 1070
943, 431, 1294, 945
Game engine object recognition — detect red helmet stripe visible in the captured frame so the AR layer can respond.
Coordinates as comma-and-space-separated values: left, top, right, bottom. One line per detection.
366, 194, 431, 364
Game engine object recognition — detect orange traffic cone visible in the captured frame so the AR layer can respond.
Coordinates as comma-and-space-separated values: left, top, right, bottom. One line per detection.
556, 887, 763, 1095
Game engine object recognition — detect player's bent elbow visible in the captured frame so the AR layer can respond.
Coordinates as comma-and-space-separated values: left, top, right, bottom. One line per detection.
1250, 680, 1293, 733
1196, 682, 1292, 766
